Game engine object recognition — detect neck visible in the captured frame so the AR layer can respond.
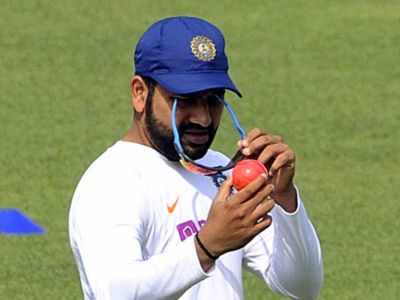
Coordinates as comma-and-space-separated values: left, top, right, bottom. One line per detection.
122, 119, 151, 146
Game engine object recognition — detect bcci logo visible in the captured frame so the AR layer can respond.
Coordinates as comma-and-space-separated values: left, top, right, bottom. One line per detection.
191, 36, 216, 62
210, 172, 227, 188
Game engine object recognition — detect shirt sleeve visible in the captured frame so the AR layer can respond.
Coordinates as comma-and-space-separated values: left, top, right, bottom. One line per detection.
242, 187, 323, 300
69, 169, 213, 300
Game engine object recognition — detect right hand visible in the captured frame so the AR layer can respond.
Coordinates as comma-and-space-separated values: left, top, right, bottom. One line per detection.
198, 174, 275, 258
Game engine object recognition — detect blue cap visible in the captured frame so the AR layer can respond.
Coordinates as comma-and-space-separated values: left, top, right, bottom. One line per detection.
134, 16, 242, 97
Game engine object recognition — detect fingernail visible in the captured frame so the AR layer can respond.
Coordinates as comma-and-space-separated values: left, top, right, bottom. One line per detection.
243, 148, 250, 155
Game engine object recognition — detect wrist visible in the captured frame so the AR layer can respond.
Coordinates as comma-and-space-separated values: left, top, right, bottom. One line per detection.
195, 233, 219, 260
274, 184, 297, 213
194, 233, 216, 272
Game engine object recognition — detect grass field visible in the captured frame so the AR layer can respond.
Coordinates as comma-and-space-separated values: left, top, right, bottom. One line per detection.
1, 1, 399, 299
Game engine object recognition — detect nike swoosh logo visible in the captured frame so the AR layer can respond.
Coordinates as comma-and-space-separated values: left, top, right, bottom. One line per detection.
167, 198, 179, 214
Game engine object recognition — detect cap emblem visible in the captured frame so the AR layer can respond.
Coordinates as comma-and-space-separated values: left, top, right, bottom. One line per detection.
191, 36, 216, 62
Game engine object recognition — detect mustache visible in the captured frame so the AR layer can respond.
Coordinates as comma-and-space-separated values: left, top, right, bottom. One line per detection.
179, 123, 214, 135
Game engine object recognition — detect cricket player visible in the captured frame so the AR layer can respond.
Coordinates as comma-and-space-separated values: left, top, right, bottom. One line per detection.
69, 16, 323, 300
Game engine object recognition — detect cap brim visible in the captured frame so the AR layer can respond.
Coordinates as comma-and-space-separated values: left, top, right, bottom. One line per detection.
149, 72, 242, 98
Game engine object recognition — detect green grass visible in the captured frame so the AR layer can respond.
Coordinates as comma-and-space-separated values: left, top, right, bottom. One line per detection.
1, 1, 399, 299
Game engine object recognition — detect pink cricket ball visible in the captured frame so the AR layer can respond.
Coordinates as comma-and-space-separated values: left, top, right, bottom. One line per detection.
232, 159, 268, 191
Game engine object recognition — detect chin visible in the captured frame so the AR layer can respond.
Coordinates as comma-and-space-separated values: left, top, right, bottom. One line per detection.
184, 146, 209, 160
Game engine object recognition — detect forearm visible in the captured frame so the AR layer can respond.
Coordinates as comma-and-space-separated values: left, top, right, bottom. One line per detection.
116, 238, 210, 299
267, 194, 323, 300
76, 235, 211, 300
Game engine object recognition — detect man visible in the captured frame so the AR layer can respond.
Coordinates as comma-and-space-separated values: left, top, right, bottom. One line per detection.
69, 16, 323, 300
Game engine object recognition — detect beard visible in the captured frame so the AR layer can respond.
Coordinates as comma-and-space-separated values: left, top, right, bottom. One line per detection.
144, 99, 217, 161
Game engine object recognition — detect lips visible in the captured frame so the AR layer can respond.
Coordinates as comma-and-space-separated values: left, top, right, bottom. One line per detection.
182, 130, 210, 144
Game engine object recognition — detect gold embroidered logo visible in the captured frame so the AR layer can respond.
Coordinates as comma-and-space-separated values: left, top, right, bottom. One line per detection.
191, 36, 216, 62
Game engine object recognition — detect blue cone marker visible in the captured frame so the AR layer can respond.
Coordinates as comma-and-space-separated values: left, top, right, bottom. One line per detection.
0, 209, 45, 235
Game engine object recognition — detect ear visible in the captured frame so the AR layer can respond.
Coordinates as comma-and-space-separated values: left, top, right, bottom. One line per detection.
131, 75, 148, 113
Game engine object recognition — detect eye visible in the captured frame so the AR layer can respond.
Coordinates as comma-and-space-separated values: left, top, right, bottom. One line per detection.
177, 100, 190, 108
172, 97, 191, 109
207, 94, 223, 106
170, 96, 189, 107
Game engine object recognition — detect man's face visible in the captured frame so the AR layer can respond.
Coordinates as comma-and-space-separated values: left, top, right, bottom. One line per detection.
144, 84, 225, 161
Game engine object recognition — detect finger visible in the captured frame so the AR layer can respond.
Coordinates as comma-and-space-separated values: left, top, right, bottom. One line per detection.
238, 128, 266, 149
250, 198, 275, 224
241, 183, 274, 213
252, 215, 273, 234
231, 173, 268, 205
216, 177, 233, 202
269, 150, 295, 176
257, 143, 289, 166
241, 134, 284, 157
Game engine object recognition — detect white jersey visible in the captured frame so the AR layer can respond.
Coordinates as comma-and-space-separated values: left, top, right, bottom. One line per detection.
69, 141, 323, 300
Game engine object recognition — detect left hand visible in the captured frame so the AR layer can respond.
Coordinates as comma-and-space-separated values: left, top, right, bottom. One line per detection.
237, 128, 297, 212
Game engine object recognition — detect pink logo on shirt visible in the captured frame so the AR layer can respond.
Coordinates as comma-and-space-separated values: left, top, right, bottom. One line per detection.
176, 219, 206, 241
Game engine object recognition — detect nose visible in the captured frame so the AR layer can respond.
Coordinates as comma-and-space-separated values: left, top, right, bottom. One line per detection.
187, 98, 212, 127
